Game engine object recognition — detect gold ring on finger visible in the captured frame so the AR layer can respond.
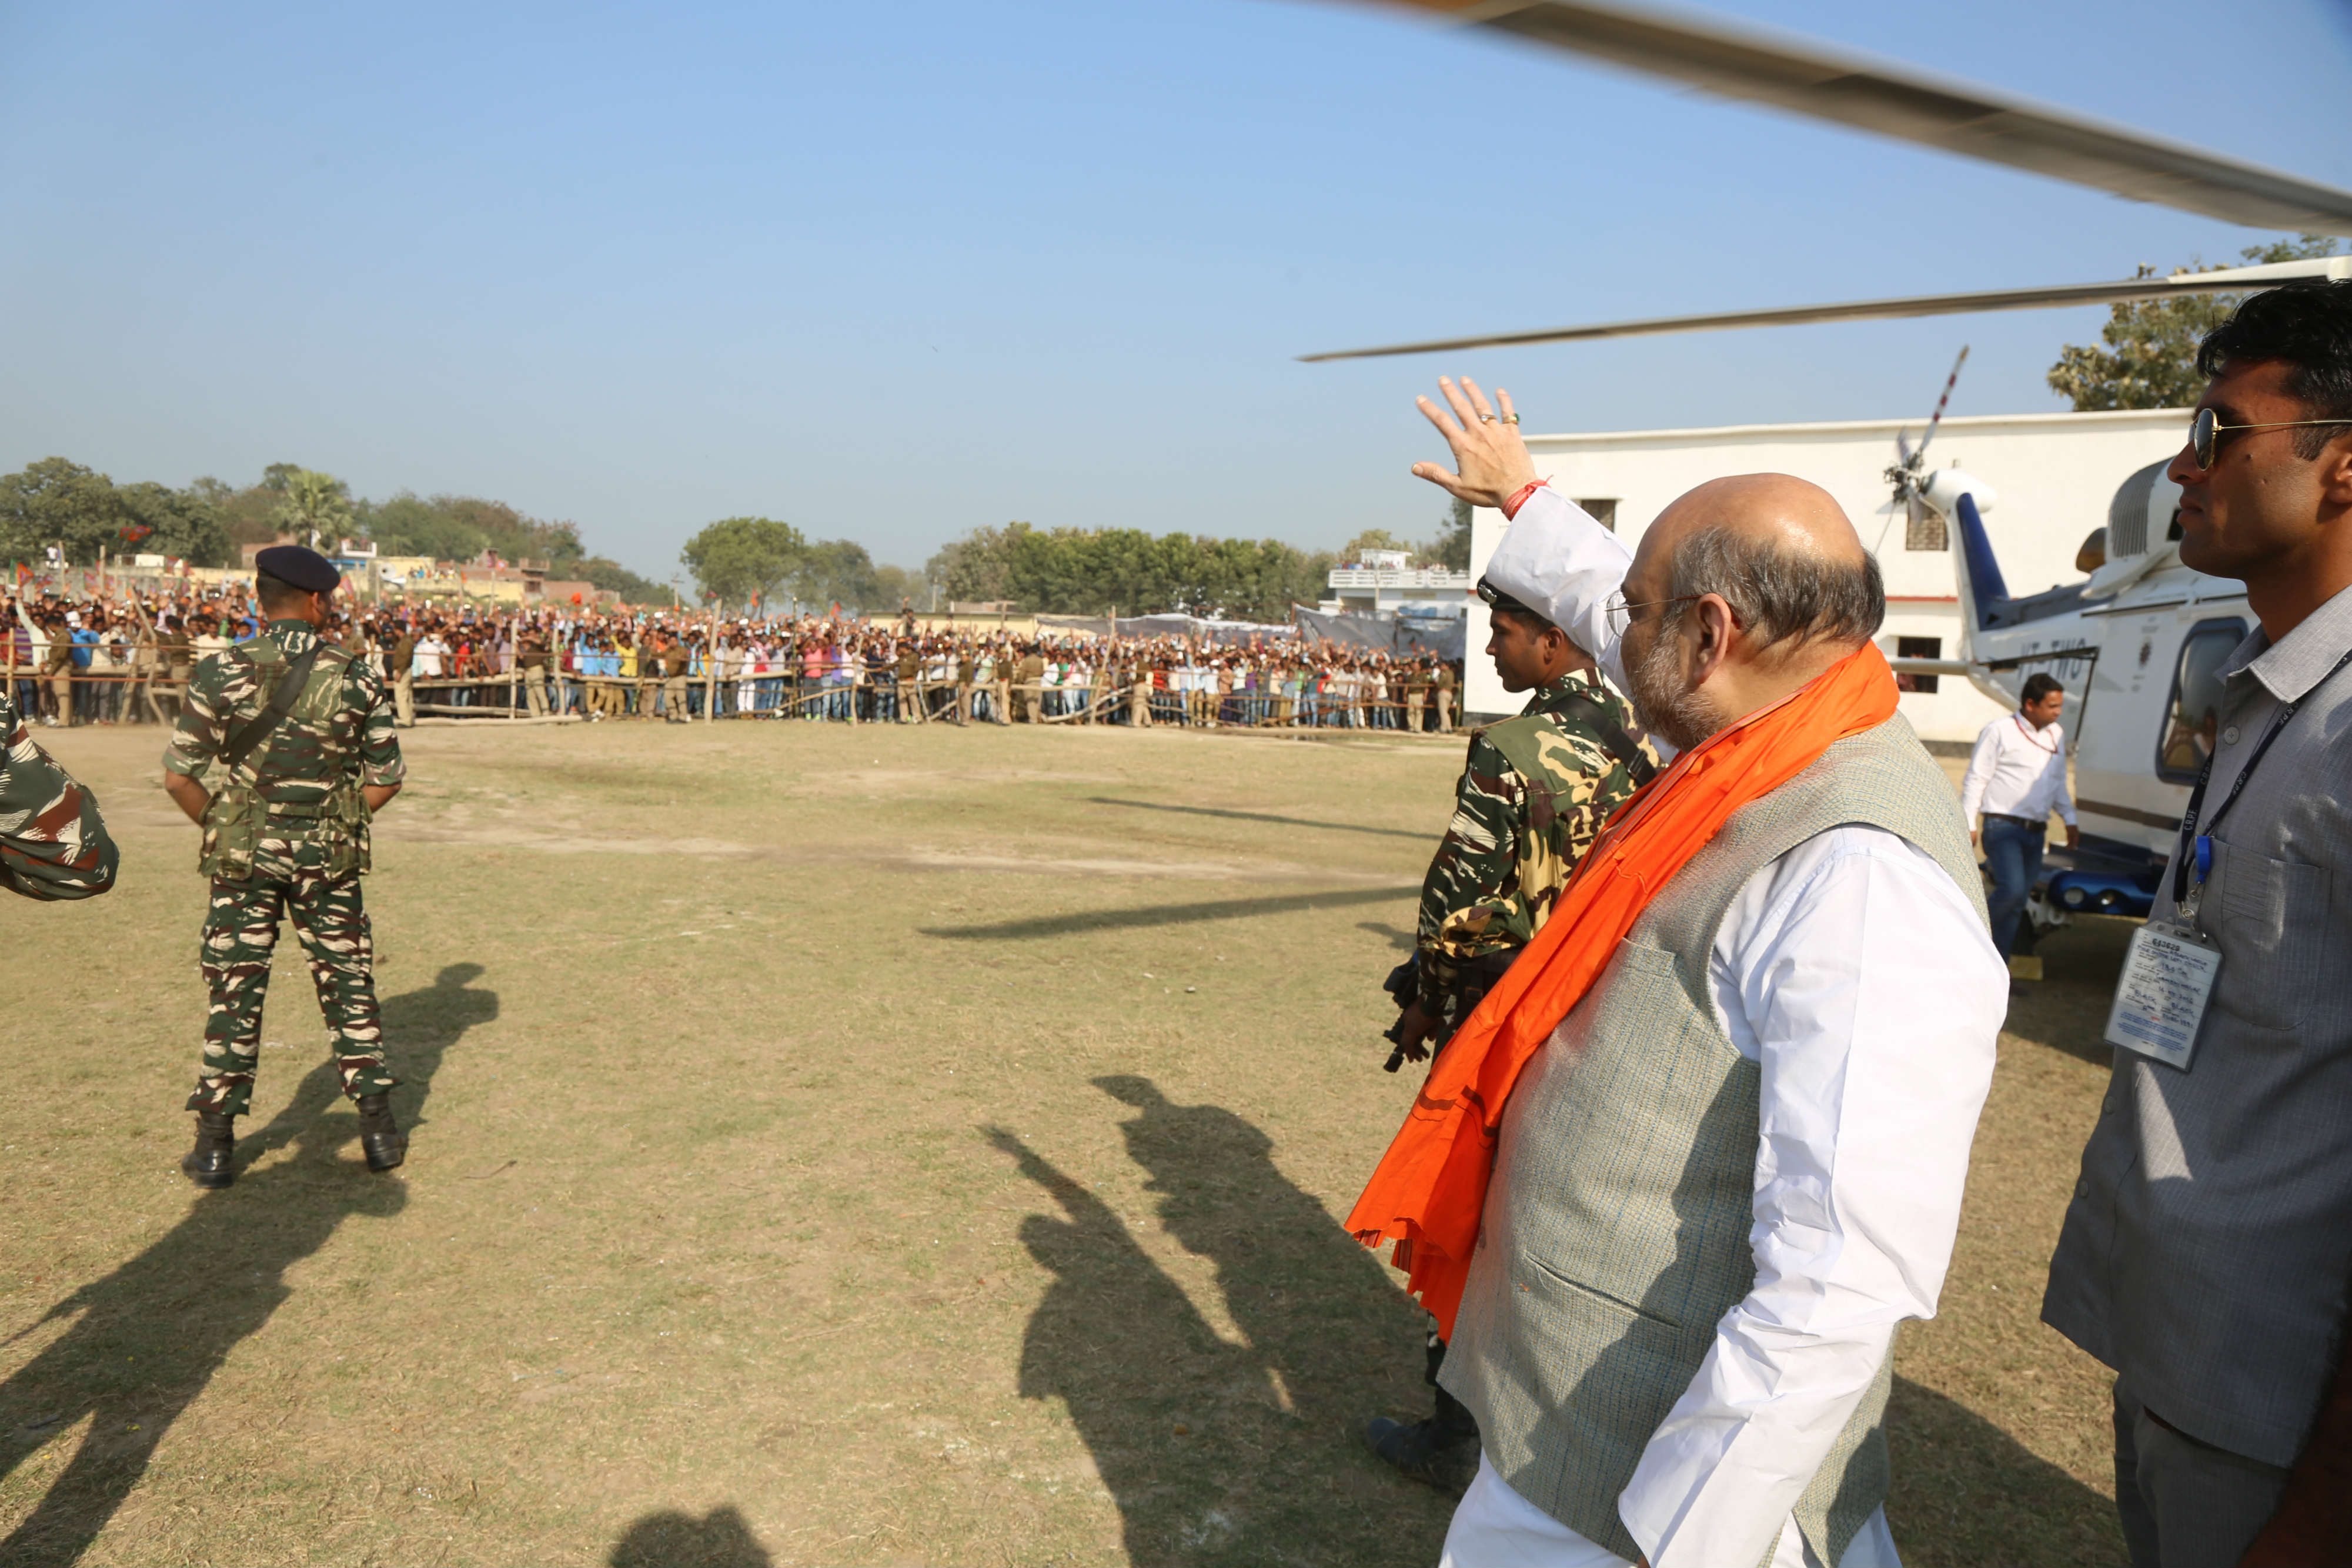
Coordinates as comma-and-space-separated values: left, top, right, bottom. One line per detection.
1504, 413, 1521, 424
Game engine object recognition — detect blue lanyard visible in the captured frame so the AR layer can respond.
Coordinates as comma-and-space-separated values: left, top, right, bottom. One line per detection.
2171, 644, 2352, 907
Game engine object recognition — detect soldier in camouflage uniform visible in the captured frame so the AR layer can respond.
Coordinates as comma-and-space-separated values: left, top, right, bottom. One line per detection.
160, 546, 408, 1189
0, 685, 119, 900
1366, 573, 1656, 1496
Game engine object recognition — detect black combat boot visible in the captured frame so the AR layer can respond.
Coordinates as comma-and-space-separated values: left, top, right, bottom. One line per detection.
356, 1093, 407, 1172
182, 1109, 236, 1189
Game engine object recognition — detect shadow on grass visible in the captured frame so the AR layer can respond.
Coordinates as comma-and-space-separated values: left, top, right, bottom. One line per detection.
1087, 797, 1431, 842
608, 1504, 772, 1567
1887, 1376, 2126, 1567
0, 963, 497, 1566
2004, 914, 2136, 1069
925, 885, 1416, 941
987, 1076, 1449, 1567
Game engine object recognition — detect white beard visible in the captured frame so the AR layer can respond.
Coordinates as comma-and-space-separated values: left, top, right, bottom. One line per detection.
1629, 622, 1730, 755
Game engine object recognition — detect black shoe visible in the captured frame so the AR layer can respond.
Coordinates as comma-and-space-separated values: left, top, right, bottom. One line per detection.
182, 1110, 236, 1188
1365, 1415, 1479, 1495
356, 1093, 407, 1172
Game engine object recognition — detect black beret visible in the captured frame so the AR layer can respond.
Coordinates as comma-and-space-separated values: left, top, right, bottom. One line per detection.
253, 545, 341, 595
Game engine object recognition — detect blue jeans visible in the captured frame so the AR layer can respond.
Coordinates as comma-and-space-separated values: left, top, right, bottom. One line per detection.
1981, 816, 2044, 961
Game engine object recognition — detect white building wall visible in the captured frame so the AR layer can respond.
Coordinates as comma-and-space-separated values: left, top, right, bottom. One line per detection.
1463, 409, 2189, 741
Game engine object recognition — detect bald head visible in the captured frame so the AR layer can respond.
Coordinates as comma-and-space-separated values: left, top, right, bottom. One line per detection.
1617, 473, 1883, 751
1627, 473, 1882, 655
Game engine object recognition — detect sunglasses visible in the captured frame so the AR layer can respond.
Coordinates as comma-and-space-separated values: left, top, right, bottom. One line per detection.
2189, 406, 2352, 470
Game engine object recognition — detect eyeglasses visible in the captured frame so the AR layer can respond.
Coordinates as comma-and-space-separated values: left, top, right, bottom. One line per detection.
1604, 590, 1700, 638
2189, 405, 2352, 470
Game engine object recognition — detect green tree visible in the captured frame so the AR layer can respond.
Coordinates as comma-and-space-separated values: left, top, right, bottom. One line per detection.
190, 474, 285, 551
272, 468, 354, 546
2048, 234, 2341, 411
117, 482, 230, 566
355, 490, 594, 571
923, 521, 1332, 620
871, 563, 931, 611
927, 524, 1022, 605
573, 556, 669, 606
1424, 497, 1472, 571
1340, 527, 1414, 562
791, 539, 880, 610
681, 516, 807, 606
0, 457, 131, 566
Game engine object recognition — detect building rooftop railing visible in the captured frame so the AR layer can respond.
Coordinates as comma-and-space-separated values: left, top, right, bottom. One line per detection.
1327, 567, 1474, 589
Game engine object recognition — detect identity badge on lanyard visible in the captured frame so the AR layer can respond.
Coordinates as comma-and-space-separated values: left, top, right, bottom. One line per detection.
2109, 644, 2352, 1069
2106, 921, 2222, 1068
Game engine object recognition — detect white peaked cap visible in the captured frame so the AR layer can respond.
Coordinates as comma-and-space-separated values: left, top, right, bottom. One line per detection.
1479, 492, 1633, 657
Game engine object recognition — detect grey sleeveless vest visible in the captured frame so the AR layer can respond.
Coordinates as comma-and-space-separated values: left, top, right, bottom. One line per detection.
1441, 713, 1983, 1567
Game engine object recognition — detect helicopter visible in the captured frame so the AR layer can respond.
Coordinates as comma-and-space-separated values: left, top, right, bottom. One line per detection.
1306, 0, 2352, 940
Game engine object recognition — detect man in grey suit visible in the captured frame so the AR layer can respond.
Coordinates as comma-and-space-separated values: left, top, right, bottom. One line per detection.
2042, 279, 2352, 1567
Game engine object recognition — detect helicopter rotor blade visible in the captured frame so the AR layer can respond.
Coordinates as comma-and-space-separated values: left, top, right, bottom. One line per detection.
1298, 256, 2351, 362
1915, 345, 1970, 464
1367, 0, 2352, 235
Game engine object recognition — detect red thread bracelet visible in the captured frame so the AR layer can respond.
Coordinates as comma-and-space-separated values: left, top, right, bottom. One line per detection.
1501, 479, 1549, 520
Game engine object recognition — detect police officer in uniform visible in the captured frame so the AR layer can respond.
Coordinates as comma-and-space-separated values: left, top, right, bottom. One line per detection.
161, 546, 408, 1188
954, 642, 977, 726
1365, 566, 1657, 1493
662, 633, 693, 723
894, 638, 924, 723
158, 613, 194, 722
519, 627, 552, 717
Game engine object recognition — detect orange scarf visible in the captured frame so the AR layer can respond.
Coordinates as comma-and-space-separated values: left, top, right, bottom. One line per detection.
1347, 641, 1899, 1337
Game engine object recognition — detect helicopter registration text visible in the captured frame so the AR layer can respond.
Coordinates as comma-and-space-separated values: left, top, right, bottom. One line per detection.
2105, 922, 2223, 1071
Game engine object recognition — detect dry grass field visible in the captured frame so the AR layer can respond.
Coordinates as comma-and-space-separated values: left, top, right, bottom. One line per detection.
1, 715, 2128, 1566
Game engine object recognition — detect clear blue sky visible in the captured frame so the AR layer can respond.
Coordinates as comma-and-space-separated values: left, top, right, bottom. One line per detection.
3, 0, 2347, 581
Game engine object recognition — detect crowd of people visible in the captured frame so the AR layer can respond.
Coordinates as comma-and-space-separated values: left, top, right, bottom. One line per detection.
4, 591, 1465, 733
8, 278, 2352, 1568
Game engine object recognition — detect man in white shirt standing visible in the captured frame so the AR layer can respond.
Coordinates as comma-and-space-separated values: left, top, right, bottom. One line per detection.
1375, 377, 2005, 1568
1956, 673, 2080, 970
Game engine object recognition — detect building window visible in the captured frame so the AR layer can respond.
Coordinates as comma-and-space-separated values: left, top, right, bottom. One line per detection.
1906, 506, 1947, 551
2156, 618, 2247, 783
1895, 635, 1941, 694
1574, 498, 1618, 532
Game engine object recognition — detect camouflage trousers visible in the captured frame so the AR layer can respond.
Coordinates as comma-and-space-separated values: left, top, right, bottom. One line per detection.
189, 873, 395, 1116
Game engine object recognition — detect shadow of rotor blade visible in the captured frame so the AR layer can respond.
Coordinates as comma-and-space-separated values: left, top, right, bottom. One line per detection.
922, 885, 1418, 941
1087, 797, 1432, 842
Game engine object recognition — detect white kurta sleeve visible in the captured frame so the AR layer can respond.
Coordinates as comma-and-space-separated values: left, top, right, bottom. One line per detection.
1955, 722, 1999, 827
2049, 731, 2077, 827
1617, 827, 2005, 1568
1481, 487, 1633, 692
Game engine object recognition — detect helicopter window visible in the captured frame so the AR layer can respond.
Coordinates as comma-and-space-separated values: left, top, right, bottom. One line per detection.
1575, 498, 1619, 532
2156, 618, 2249, 783
1895, 636, 1940, 694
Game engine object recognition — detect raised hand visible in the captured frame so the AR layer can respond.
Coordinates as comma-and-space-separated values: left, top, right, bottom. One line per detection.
1409, 377, 1540, 509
